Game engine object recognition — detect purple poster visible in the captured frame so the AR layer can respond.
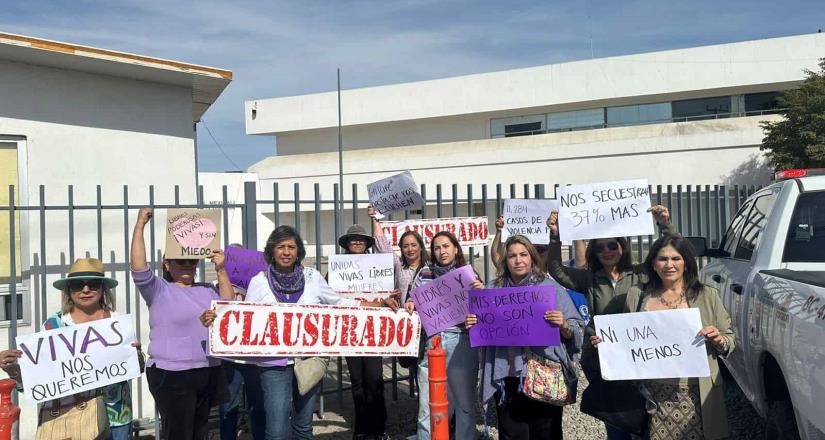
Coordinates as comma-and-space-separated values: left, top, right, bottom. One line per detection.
225, 247, 269, 290
468, 285, 560, 347
409, 265, 477, 336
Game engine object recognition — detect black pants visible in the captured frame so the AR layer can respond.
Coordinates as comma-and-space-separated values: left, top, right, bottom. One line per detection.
147, 365, 227, 440
495, 377, 564, 440
345, 356, 387, 436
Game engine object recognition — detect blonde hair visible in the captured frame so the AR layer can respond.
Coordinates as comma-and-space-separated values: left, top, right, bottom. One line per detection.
494, 235, 547, 287
61, 286, 115, 314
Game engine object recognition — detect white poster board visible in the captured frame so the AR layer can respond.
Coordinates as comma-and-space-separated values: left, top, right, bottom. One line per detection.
367, 171, 426, 218
16, 315, 141, 402
328, 253, 395, 293
557, 179, 654, 242
594, 309, 710, 380
501, 199, 557, 244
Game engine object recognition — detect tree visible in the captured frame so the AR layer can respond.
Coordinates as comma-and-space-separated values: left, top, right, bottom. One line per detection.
760, 58, 825, 170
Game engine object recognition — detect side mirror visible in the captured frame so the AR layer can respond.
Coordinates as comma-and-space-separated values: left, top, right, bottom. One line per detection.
685, 236, 726, 258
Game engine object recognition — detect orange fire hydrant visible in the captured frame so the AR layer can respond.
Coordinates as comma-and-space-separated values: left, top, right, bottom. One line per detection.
428, 335, 449, 440
0, 378, 20, 440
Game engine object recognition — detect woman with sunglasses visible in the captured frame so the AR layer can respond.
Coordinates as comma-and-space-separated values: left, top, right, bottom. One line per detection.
0, 258, 141, 440
130, 207, 232, 440
406, 230, 484, 440
547, 204, 674, 440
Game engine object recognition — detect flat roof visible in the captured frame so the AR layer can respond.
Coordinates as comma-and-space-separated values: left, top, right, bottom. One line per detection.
0, 32, 232, 122
246, 33, 825, 135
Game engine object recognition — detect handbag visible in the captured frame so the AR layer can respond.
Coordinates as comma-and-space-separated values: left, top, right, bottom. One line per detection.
36, 394, 110, 440
294, 357, 329, 395
521, 349, 573, 406
580, 373, 649, 435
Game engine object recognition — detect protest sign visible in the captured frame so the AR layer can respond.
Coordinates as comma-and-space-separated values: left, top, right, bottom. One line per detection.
379, 217, 490, 250
501, 199, 557, 244
328, 253, 394, 293
557, 179, 654, 243
225, 247, 268, 291
16, 315, 141, 403
594, 308, 710, 380
208, 301, 421, 357
367, 171, 426, 218
164, 208, 222, 259
468, 285, 559, 347
408, 265, 476, 336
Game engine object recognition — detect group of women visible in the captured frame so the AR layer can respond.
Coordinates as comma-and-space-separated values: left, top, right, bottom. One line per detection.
0, 202, 735, 440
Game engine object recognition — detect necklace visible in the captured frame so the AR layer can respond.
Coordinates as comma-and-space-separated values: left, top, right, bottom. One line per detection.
657, 290, 686, 309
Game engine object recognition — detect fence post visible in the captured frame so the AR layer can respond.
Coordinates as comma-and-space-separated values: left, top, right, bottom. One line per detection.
244, 181, 258, 248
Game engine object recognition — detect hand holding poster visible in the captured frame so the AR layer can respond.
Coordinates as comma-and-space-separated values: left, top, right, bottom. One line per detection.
557, 179, 654, 243
379, 217, 489, 250
165, 208, 222, 259
468, 285, 560, 347
328, 254, 395, 301
225, 247, 268, 291
367, 171, 426, 218
408, 265, 476, 336
594, 309, 710, 380
208, 301, 421, 357
501, 199, 557, 244
15, 315, 141, 402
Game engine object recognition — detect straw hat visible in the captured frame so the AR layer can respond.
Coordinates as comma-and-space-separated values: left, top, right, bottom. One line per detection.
337, 224, 375, 249
53, 258, 119, 290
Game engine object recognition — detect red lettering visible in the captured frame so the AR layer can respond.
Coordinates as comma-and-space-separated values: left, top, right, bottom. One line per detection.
263, 312, 279, 345
240, 311, 255, 345
396, 317, 413, 347
479, 222, 489, 240
459, 222, 468, 242
466, 223, 477, 240
303, 313, 319, 346
360, 315, 377, 347
446, 223, 456, 234
219, 310, 240, 345
321, 315, 339, 346
282, 312, 302, 346
378, 316, 395, 346
341, 315, 359, 346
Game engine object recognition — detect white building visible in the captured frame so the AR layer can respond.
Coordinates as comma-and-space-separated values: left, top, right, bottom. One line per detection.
0, 32, 231, 437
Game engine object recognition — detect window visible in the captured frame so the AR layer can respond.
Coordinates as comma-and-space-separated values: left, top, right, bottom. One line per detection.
783, 191, 825, 262
735, 192, 778, 260
547, 109, 605, 132
672, 96, 732, 120
721, 200, 753, 257
490, 114, 545, 138
745, 92, 782, 113
606, 103, 671, 126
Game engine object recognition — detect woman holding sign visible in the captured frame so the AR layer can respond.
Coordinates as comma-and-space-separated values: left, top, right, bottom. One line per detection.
1, 258, 142, 440
594, 235, 734, 440
406, 230, 484, 440
131, 208, 231, 440
466, 235, 584, 439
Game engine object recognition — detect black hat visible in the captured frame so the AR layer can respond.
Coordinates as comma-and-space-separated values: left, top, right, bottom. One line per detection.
337, 224, 375, 249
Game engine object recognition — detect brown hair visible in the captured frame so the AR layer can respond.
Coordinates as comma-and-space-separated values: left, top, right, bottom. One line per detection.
643, 235, 703, 301
429, 231, 466, 267
399, 230, 429, 269
585, 237, 633, 273
494, 235, 547, 287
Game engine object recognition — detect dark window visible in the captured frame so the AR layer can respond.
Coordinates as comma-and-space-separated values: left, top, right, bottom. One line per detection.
745, 92, 781, 113
672, 96, 732, 120
735, 192, 778, 260
721, 200, 753, 256
783, 191, 825, 262
504, 122, 542, 137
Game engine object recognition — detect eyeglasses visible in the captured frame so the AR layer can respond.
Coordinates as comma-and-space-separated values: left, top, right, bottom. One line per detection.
594, 242, 620, 253
68, 279, 103, 292
348, 239, 366, 245
170, 259, 199, 266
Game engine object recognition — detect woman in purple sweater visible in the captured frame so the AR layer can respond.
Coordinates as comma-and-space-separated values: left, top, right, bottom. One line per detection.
130, 207, 233, 440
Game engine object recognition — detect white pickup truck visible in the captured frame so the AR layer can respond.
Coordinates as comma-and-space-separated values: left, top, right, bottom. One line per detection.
696, 169, 825, 440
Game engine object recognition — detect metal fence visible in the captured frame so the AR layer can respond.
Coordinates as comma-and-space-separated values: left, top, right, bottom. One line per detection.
0, 181, 760, 431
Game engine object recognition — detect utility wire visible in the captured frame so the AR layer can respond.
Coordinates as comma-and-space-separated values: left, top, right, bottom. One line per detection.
201, 119, 243, 172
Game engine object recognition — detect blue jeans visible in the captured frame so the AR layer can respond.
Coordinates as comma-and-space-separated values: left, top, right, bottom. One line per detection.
220, 362, 266, 440
108, 424, 131, 440
260, 364, 320, 440
416, 330, 478, 440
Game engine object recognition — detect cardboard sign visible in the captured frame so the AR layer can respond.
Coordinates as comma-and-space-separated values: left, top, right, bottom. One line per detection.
328, 254, 395, 294
165, 208, 222, 259
16, 315, 141, 402
557, 179, 654, 242
501, 199, 558, 244
468, 285, 560, 347
225, 247, 268, 290
379, 217, 490, 250
367, 171, 426, 218
594, 309, 711, 380
408, 265, 476, 336
208, 301, 421, 357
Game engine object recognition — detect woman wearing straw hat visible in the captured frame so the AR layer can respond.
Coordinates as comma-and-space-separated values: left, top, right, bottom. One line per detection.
0, 258, 142, 440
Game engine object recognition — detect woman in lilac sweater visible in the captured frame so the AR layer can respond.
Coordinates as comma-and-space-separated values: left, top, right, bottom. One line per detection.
130, 208, 233, 440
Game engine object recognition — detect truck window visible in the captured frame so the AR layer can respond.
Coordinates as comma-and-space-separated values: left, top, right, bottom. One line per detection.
783, 190, 825, 262
735, 193, 777, 260
721, 200, 754, 257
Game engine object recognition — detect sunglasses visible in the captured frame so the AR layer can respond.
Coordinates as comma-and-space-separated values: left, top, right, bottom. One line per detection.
170, 259, 199, 266
594, 242, 620, 253
68, 279, 103, 292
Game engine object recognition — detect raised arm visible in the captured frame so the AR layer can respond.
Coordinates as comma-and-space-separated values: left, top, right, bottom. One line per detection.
210, 250, 235, 300
490, 216, 505, 270
546, 211, 591, 291
130, 207, 153, 271
648, 204, 678, 236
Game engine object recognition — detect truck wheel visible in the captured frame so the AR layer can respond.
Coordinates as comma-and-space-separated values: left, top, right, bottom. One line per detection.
765, 400, 800, 440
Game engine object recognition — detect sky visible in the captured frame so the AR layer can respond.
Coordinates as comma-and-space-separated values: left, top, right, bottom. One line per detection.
3, 0, 825, 172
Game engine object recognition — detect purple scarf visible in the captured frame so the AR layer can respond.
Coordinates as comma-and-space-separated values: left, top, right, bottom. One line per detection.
267, 264, 305, 303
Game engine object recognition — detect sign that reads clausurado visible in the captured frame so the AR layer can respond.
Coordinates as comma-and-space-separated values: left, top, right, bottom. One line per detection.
594, 308, 710, 380
468, 285, 560, 347
501, 199, 557, 245
164, 208, 222, 259
208, 301, 421, 357
557, 179, 654, 243
367, 171, 426, 218
409, 265, 476, 336
379, 217, 490, 250
16, 315, 141, 402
